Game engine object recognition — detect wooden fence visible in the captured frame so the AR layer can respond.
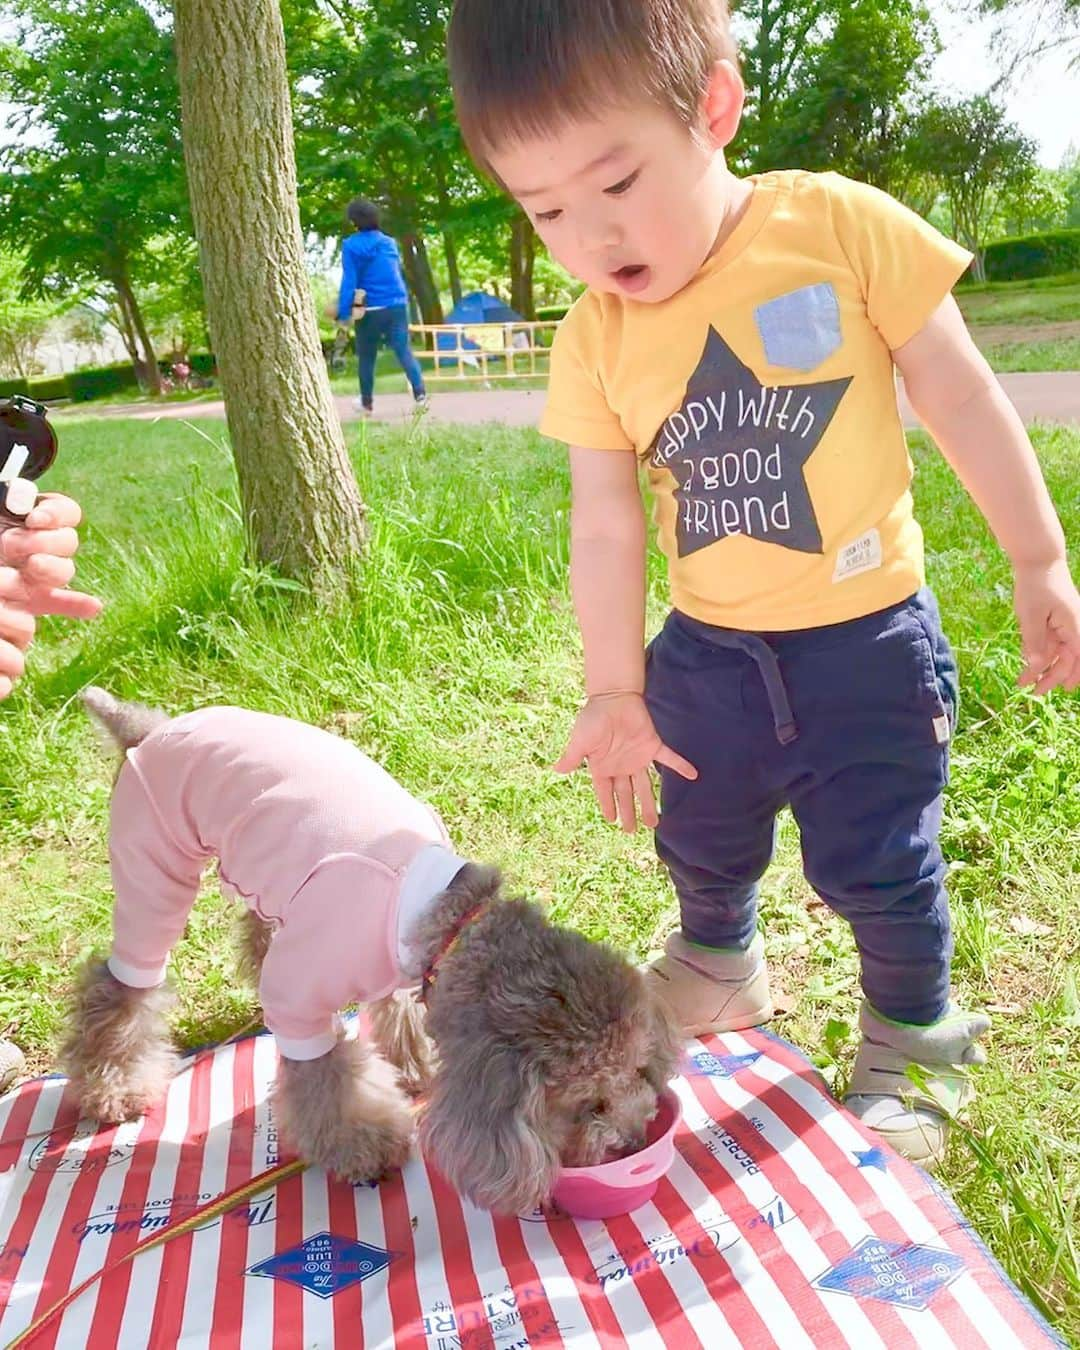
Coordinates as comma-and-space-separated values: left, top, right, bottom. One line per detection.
408, 320, 558, 382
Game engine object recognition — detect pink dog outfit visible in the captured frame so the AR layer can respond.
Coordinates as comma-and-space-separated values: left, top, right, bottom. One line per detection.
105, 708, 466, 1060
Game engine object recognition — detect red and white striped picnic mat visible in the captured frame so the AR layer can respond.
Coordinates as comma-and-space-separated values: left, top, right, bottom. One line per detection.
0, 1028, 1063, 1348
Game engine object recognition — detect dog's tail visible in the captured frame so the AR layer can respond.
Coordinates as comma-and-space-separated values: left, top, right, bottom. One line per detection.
80, 686, 169, 750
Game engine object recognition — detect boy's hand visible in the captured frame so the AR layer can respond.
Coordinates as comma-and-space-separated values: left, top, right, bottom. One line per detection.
553, 692, 697, 832
1014, 559, 1080, 695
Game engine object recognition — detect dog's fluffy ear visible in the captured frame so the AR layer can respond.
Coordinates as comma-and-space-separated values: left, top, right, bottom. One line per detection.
420, 1050, 560, 1215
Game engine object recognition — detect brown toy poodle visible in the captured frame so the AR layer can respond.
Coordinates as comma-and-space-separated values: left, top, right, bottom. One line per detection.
61, 688, 680, 1214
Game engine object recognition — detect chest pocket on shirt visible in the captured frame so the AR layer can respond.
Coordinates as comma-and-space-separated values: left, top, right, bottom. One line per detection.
754, 282, 842, 373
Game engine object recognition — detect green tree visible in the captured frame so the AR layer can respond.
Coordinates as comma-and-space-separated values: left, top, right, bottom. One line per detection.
995, 166, 1069, 236
736, 0, 845, 170
1059, 145, 1080, 227
284, 0, 536, 320
287, 0, 464, 322
0, 250, 65, 378
0, 0, 190, 394
135, 236, 210, 358
762, 0, 939, 199
736, 0, 944, 204
907, 96, 1040, 279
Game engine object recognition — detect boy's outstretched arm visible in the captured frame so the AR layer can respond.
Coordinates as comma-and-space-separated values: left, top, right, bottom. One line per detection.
893, 296, 1080, 694
553, 446, 697, 832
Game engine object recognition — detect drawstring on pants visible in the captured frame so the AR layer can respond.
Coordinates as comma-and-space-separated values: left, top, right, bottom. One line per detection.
677, 619, 799, 746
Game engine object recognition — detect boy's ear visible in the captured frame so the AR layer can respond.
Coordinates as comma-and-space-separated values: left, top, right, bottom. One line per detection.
702, 59, 745, 150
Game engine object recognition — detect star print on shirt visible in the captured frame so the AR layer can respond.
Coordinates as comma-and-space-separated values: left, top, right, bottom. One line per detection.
649, 328, 852, 559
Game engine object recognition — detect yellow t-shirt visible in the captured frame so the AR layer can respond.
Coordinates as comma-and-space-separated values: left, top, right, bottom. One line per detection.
539, 170, 972, 631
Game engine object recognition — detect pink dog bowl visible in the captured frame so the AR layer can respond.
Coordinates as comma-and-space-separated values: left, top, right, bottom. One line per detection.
551, 1088, 682, 1220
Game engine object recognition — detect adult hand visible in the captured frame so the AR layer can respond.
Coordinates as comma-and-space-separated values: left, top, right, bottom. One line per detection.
0, 491, 102, 700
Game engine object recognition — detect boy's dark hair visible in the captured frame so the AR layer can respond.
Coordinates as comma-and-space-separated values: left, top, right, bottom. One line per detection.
448, 0, 737, 165
347, 198, 381, 231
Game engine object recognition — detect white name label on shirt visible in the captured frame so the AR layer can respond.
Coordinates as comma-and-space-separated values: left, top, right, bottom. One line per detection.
833, 528, 882, 583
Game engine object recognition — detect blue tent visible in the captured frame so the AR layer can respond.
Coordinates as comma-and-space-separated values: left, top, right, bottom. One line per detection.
435, 291, 525, 368
446, 291, 523, 325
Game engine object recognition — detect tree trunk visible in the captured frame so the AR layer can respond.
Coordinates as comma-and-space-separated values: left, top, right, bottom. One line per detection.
950, 203, 985, 282
751, 0, 778, 171
114, 270, 163, 396
174, 0, 366, 581
399, 233, 444, 325
111, 286, 142, 370
5, 334, 26, 380
509, 214, 536, 319
432, 150, 462, 306
443, 231, 463, 306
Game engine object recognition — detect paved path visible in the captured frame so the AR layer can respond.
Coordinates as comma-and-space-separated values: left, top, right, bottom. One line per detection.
72, 370, 1080, 430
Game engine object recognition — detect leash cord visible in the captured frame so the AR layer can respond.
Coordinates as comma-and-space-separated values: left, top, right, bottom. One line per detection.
4, 1158, 307, 1348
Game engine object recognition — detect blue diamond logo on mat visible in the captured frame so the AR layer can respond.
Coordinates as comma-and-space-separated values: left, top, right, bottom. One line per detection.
248, 1231, 395, 1299
690, 1050, 762, 1078
815, 1236, 965, 1310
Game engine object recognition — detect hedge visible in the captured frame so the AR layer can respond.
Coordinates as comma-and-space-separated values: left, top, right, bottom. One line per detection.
67, 362, 138, 402
28, 376, 70, 402
536, 304, 570, 322
4, 356, 220, 407
982, 228, 1080, 282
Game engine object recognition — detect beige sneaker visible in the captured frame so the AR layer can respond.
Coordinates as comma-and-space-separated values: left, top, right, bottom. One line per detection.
645, 932, 772, 1036
844, 1001, 990, 1167
0, 1038, 25, 1094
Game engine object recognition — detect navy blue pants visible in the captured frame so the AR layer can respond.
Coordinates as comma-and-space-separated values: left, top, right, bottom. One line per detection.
354, 306, 426, 406
645, 590, 958, 1025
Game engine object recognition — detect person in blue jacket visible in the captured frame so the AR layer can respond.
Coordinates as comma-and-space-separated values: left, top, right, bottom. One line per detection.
337, 199, 428, 415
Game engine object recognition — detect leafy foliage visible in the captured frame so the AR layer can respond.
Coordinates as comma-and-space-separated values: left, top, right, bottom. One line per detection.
0, 0, 191, 386
738, 0, 940, 203
906, 96, 1040, 278
0, 249, 65, 378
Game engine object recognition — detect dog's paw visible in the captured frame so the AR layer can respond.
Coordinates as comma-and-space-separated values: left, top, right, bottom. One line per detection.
273, 1039, 416, 1184
75, 1047, 177, 1124
319, 1117, 414, 1184
78, 1073, 167, 1124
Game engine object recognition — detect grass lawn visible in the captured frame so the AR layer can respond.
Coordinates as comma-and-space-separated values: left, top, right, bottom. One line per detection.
2, 415, 1078, 1339
957, 275, 1080, 373
957, 273, 1080, 327
978, 337, 1080, 373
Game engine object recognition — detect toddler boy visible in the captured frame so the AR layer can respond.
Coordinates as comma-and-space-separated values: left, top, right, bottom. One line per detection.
447, 0, 1080, 1162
